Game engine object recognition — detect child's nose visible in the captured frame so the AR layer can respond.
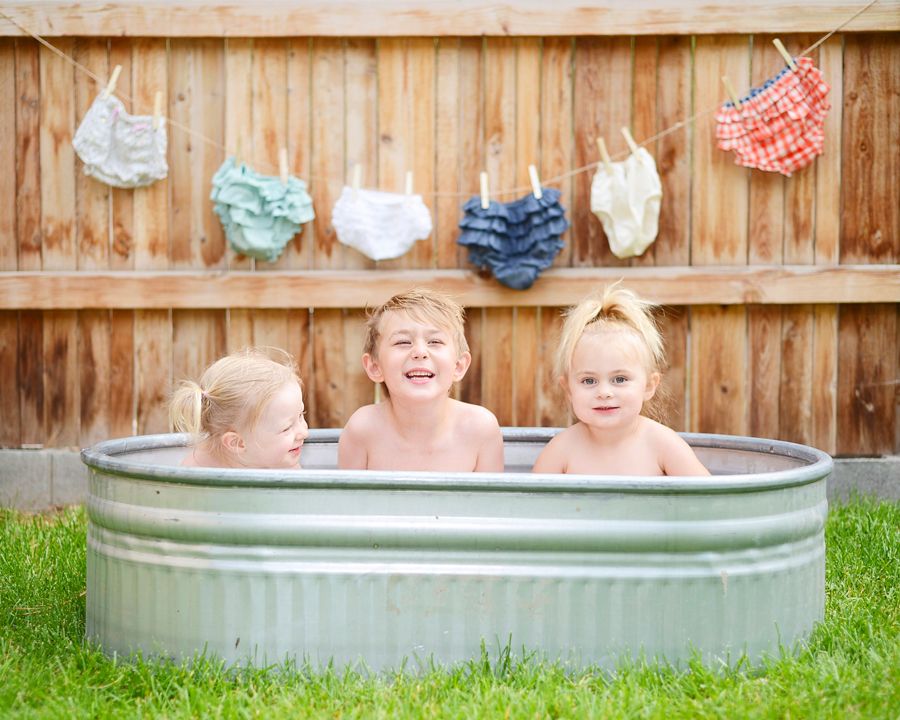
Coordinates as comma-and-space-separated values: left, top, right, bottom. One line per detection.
411, 340, 429, 357
296, 418, 309, 440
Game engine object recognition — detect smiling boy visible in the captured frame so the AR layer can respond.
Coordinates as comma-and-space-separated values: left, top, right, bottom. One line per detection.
338, 288, 504, 472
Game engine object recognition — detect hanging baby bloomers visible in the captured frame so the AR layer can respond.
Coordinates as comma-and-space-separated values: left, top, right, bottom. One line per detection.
715, 56, 831, 177
590, 147, 662, 259
210, 157, 315, 263
457, 188, 569, 291
332, 187, 433, 261
72, 93, 168, 188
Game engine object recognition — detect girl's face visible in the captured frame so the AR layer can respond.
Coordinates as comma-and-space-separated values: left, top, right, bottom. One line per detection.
563, 329, 659, 432
235, 379, 309, 469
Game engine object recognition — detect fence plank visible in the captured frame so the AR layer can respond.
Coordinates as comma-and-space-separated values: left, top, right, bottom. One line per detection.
435, 38, 462, 270
655, 36, 692, 266
0, 313, 20, 445
224, 38, 253, 270
43, 310, 79, 446
779, 305, 814, 444
631, 35, 657, 269
748, 34, 785, 265
73, 38, 110, 270
79, 309, 110, 446
227, 309, 253, 352
692, 35, 750, 265
109, 309, 134, 439
837, 304, 897, 455
536, 307, 569, 428
172, 310, 226, 390
810, 304, 837, 454
286, 309, 313, 406
310, 38, 344, 269
541, 37, 574, 268
482, 307, 514, 425
514, 307, 538, 426
170, 38, 225, 270
484, 37, 517, 202
0, 41, 16, 271
15, 39, 42, 272
841, 33, 899, 264
342, 308, 374, 421
690, 305, 747, 435
344, 38, 377, 271
658, 306, 688, 432
573, 37, 632, 267
286, 38, 313, 270
7, 2, 900, 37
135, 309, 171, 435
311, 308, 346, 428
815, 35, 841, 265
109, 39, 134, 270
747, 306, 782, 438
39, 40, 76, 270
457, 38, 485, 271
17, 311, 43, 446
253, 38, 290, 270
460, 308, 483, 407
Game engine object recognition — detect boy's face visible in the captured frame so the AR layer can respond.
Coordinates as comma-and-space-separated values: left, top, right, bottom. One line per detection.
363, 310, 470, 401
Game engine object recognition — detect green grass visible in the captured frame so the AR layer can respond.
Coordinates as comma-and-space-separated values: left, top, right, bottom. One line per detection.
1, 499, 897, 719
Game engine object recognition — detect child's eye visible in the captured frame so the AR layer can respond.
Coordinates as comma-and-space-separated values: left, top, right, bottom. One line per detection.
581, 377, 597, 386
394, 340, 411, 346
428, 339, 444, 345
613, 375, 628, 384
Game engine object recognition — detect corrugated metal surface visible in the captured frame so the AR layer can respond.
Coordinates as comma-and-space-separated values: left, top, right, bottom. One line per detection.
82, 429, 830, 670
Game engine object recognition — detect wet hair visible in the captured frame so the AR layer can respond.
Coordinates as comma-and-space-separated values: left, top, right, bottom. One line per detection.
363, 288, 470, 359
169, 347, 301, 443
556, 280, 666, 384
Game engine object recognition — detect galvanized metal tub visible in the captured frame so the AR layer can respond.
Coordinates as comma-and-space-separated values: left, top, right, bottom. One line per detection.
81, 429, 830, 671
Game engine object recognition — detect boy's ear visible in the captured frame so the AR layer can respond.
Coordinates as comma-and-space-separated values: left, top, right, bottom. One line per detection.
362, 353, 384, 383
452, 351, 472, 381
221, 431, 245, 455
644, 371, 661, 401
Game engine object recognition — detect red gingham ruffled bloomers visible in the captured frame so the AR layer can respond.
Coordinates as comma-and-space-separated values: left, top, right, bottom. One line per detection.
715, 56, 831, 177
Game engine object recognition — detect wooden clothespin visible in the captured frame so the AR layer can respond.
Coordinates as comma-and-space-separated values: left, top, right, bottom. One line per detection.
773, 38, 798, 72
527, 164, 543, 199
620, 127, 639, 156
103, 64, 122, 99
479, 171, 490, 210
152, 90, 163, 130
279, 147, 289, 185
596, 137, 613, 173
405, 170, 414, 196
352, 163, 362, 192
721, 76, 742, 109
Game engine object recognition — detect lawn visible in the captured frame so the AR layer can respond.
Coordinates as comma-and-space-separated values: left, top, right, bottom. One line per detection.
1, 499, 897, 719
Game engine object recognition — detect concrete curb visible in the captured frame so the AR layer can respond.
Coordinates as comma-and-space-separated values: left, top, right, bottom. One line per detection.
0, 448, 897, 512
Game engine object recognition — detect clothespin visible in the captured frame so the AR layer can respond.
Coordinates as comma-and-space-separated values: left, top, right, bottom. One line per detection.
773, 38, 798, 72
721, 76, 742, 109
279, 147, 289, 185
152, 90, 163, 130
352, 163, 362, 193
596, 137, 613, 173
103, 64, 122, 99
405, 170, 414, 196
620, 127, 639, 156
479, 171, 490, 210
527, 164, 543, 199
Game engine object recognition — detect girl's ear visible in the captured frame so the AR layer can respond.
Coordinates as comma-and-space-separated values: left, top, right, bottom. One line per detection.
452, 351, 472, 381
221, 430, 245, 455
644, 371, 661, 401
362, 353, 384, 383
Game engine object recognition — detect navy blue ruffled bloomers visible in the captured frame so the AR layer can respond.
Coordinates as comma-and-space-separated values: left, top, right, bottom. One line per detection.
457, 188, 569, 290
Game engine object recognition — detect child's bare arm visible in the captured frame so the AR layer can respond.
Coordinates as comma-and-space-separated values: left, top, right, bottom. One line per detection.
473, 418, 504, 472
337, 410, 371, 470
658, 429, 710, 476
531, 432, 568, 474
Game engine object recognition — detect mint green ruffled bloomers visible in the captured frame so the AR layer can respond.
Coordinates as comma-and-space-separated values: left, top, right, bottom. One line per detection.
211, 157, 315, 262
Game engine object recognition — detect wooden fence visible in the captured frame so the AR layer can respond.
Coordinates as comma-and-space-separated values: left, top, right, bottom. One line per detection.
0, 2, 898, 456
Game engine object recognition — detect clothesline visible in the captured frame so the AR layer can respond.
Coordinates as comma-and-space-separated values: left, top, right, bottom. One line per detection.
0, 0, 878, 199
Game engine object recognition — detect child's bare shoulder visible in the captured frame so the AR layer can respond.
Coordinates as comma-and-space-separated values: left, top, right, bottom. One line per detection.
343, 403, 382, 435
451, 399, 500, 432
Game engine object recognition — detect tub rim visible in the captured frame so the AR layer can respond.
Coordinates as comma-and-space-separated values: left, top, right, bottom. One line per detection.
80, 428, 832, 495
